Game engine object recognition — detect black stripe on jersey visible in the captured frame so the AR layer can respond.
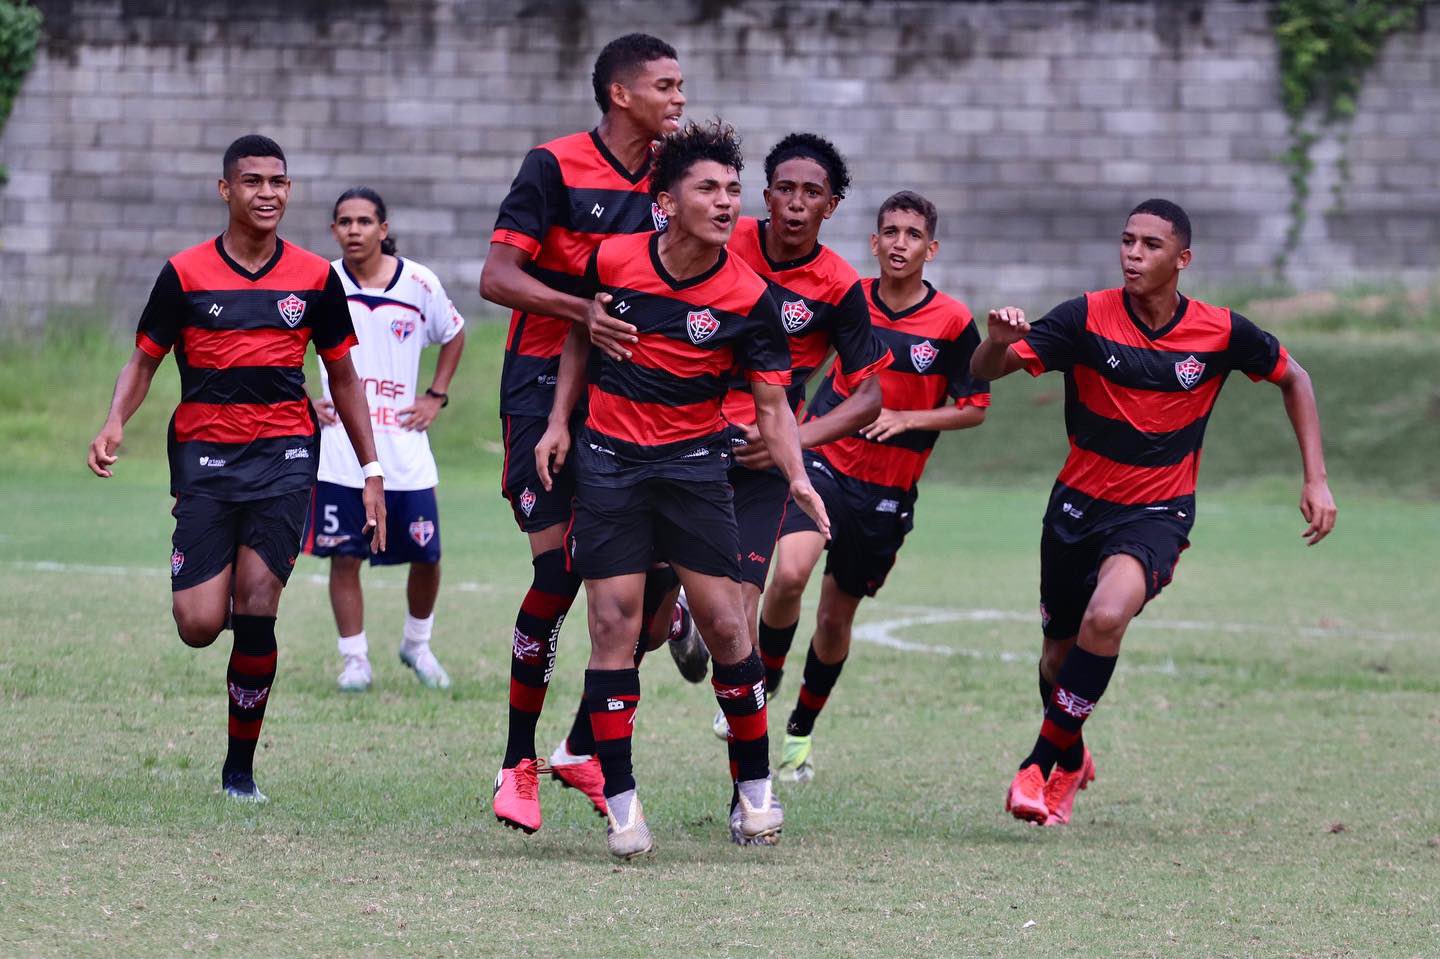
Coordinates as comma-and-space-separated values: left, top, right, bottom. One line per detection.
182, 289, 329, 331
580, 425, 731, 467
523, 263, 590, 299
1079, 333, 1227, 393
807, 379, 940, 454
501, 338, 559, 385
877, 327, 964, 376
562, 187, 657, 236
179, 366, 308, 407
1066, 396, 1211, 468
168, 433, 319, 502
594, 361, 729, 408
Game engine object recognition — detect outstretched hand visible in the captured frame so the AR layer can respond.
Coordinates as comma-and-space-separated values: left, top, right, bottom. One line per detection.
986, 307, 1030, 346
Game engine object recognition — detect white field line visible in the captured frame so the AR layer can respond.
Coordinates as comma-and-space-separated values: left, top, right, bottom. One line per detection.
6, 560, 503, 596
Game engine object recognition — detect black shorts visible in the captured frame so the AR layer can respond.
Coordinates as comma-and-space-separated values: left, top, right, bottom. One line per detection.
1038, 516, 1192, 639
169, 489, 310, 591
779, 455, 914, 599
501, 414, 574, 534
302, 482, 442, 566
569, 477, 740, 582
730, 464, 790, 589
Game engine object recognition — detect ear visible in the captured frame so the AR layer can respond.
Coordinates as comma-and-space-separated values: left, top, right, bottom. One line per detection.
609, 80, 630, 112
924, 239, 939, 262
822, 196, 840, 220
378, 221, 390, 241
217, 178, 230, 203
869, 233, 880, 258
658, 190, 678, 216
1176, 248, 1192, 271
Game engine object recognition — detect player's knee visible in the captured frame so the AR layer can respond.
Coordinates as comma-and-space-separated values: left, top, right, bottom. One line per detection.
768, 562, 809, 602
814, 603, 853, 646
174, 611, 223, 648
1081, 602, 1132, 641
695, 608, 747, 659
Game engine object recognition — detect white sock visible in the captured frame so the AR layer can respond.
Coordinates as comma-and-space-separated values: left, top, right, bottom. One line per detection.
402, 612, 434, 649
338, 631, 368, 658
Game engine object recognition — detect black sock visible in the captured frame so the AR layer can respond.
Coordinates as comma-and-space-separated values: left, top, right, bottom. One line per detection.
1040, 664, 1086, 772
758, 618, 799, 695
712, 650, 770, 782
1023, 647, 1116, 777
566, 696, 595, 755
585, 668, 640, 798
224, 614, 278, 782
786, 644, 845, 737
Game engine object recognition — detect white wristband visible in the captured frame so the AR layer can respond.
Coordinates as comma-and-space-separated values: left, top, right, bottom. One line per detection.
361, 461, 385, 480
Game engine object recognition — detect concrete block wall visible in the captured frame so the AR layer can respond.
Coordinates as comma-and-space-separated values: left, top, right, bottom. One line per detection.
2, 0, 1438, 327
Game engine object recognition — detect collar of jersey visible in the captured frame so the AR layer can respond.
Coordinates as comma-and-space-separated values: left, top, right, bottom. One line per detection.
1121, 289, 1189, 340
868, 278, 937, 322
342, 256, 404, 292
589, 129, 650, 185
755, 218, 824, 273
214, 235, 284, 282
649, 232, 728, 291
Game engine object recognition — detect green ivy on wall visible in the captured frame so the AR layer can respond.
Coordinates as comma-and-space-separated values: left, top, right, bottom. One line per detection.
1270, 0, 1421, 268
0, 0, 43, 184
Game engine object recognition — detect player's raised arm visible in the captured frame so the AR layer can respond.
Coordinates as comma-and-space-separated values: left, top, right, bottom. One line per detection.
970, 307, 1031, 380
88, 347, 163, 478
1273, 357, 1337, 545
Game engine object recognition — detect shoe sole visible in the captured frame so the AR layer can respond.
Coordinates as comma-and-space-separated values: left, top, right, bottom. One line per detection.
549, 768, 608, 818
731, 826, 780, 847
1005, 792, 1048, 824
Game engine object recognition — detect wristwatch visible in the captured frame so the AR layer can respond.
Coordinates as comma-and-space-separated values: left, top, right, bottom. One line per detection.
425, 388, 449, 408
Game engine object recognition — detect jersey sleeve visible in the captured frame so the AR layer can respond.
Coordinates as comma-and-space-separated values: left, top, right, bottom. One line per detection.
946, 318, 992, 407
740, 289, 793, 386
134, 262, 185, 358
576, 246, 602, 301
422, 271, 465, 346
490, 147, 562, 259
1013, 295, 1087, 375
831, 279, 892, 382
311, 267, 359, 361
1227, 311, 1289, 383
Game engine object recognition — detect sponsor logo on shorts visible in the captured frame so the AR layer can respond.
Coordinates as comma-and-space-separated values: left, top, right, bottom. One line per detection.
808, 458, 834, 479
1174, 354, 1206, 390
409, 518, 435, 547
170, 549, 185, 576
512, 628, 542, 662
747, 551, 768, 564
682, 446, 710, 458
876, 498, 899, 514
276, 293, 307, 328
1053, 687, 1095, 719
651, 202, 669, 231
910, 339, 939, 373
315, 534, 349, 548
687, 308, 720, 344
537, 374, 558, 387
1061, 501, 1084, 520
284, 447, 309, 460
390, 317, 416, 342
519, 488, 537, 517
228, 682, 270, 710
780, 298, 814, 334
606, 698, 628, 711
198, 455, 227, 468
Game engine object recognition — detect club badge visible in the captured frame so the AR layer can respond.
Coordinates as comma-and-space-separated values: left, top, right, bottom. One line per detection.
170, 549, 185, 577
519, 487, 537, 517
390, 317, 415, 342
780, 299, 814, 334
1174, 354, 1206, 390
687, 308, 720, 344
910, 339, 939, 373
409, 518, 435, 547
276, 294, 307, 328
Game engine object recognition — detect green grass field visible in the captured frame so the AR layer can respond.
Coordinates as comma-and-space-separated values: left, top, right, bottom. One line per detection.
2, 321, 1438, 958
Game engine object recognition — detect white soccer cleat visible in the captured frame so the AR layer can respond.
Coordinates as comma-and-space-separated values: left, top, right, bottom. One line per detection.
337, 654, 372, 692
728, 801, 779, 847
399, 644, 451, 689
604, 789, 654, 860
222, 773, 269, 805
733, 776, 783, 842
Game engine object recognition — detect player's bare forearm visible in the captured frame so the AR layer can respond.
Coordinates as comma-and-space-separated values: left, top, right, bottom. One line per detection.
752, 382, 807, 484
858, 403, 985, 442
1277, 358, 1337, 544
323, 353, 381, 466
549, 323, 591, 426
428, 329, 465, 395
972, 308, 1032, 380
797, 373, 882, 449
480, 243, 588, 324
88, 348, 162, 477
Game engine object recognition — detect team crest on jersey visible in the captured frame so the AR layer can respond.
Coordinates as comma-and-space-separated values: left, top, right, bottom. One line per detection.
687, 308, 720, 344
170, 549, 185, 577
1174, 354, 1206, 390
390, 317, 416, 342
519, 487, 537, 517
910, 339, 939, 372
409, 518, 435, 547
276, 294, 307, 328
651, 202, 669, 232
780, 299, 814, 334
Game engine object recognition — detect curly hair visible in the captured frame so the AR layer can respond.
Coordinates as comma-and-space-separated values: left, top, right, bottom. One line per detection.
763, 132, 851, 199
591, 33, 678, 114
649, 119, 744, 201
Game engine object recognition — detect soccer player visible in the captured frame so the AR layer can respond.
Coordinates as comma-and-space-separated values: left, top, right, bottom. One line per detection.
536, 120, 831, 858
758, 191, 990, 783
706, 132, 890, 740
972, 198, 1337, 826
479, 33, 702, 834
86, 135, 386, 803
305, 187, 466, 692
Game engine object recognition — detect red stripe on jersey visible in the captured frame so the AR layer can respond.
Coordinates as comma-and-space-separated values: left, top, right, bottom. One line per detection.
509, 312, 571, 359
587, 388, 725, 448
173, 400, 314, 444
170, 238, 332, 294
748, 368, 791, 386
822, 438, 931, 490
1250, 345, 1289, 383
181, 326, 311, 369
1073, 365, 1222, 434
631, 330, 735, 378
1056, 443, 1199, 504
317, 333, 356, 362
136, 332, 169, 358
491, 228, 542, 258
1013, 339, 1047, 376
1086, 288, 1232, 354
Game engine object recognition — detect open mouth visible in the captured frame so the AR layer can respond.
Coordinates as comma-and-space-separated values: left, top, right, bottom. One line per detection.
888, 253, 908, 268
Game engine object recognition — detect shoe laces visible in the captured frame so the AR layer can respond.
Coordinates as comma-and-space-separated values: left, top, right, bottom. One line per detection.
513, 760, 541, 800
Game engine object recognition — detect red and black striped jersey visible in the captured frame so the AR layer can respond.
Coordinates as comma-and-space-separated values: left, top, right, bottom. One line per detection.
135, 236, 357, 500
805, 279, 990, 494
1013, 288, 1289, 538
491, 129, 666, 417
575, 231, 791, 485
720, 217, 890, 426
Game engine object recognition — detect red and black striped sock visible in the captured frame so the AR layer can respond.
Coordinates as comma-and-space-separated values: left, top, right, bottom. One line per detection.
585, 668, 640, 798
223, 614, 277, 782
712, 650, 769, 783
786, 644, 845, 737
1039, 664, 1085, 772
1024, 647, 1116, 777
758, 618, 799, 695
503, 548, 580, 768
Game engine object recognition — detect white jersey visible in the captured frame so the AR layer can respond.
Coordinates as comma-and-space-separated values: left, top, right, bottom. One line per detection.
317, 257, 465, 490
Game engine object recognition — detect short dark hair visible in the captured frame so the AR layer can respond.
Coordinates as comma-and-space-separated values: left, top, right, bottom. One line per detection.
876, 190, 938, 239
649, 119, 743, 202
333, 186, 396, 255
764, 132, 851, 199
1128, 198, 1191, 248
592, 33, 678, 114
223, 134, 286, 180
